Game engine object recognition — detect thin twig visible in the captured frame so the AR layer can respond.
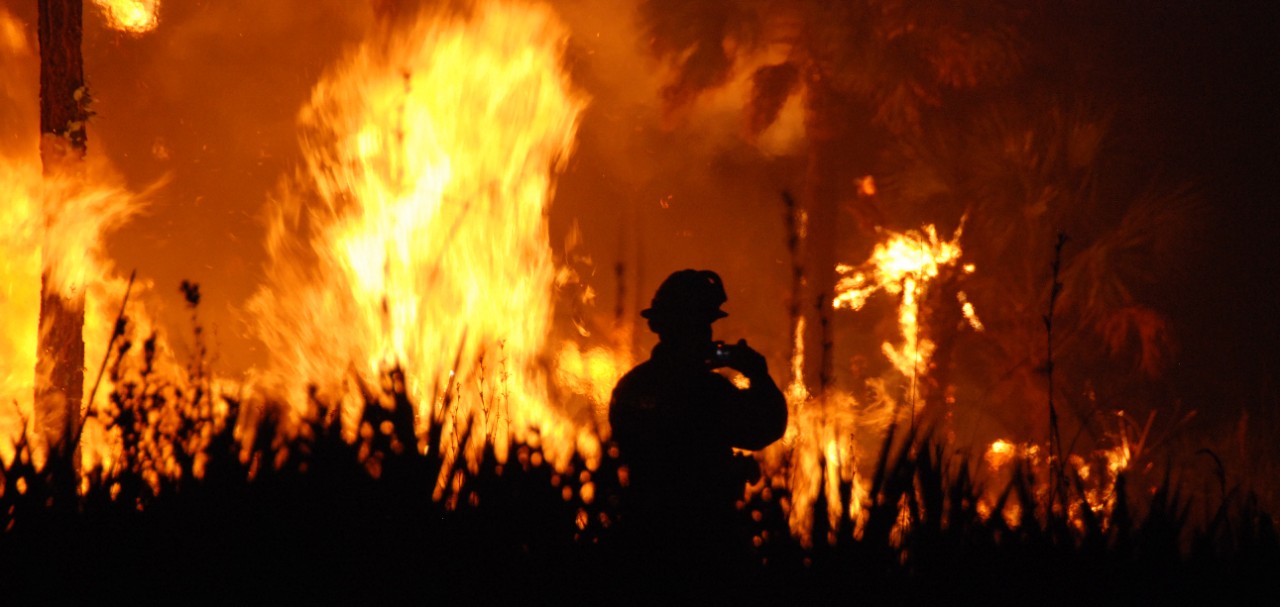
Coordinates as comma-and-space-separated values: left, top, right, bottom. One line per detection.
1045, 233, 1068, 509
74, 269, 136, 450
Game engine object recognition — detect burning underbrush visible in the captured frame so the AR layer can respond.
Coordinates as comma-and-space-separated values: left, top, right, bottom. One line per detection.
0, 308, 1275, 601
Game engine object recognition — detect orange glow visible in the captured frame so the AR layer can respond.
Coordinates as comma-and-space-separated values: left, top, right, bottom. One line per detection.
247, 1, 591, 486
91, 0, 160, 34
857, 175, 876, 197
0, 0, 1173, 552
785, 317, 809, 404
985, 439, 1016, 470
984, 438, 1042, 472
554, 342, 631, 423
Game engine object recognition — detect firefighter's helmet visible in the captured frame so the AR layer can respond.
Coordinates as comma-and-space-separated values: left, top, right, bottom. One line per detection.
640, 269, 728, 323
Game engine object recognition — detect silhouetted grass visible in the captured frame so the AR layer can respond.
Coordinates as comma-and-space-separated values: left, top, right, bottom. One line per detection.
2, 340, 1277, 602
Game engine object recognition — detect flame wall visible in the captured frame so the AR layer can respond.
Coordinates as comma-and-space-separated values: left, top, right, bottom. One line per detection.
248, 0, 590, 470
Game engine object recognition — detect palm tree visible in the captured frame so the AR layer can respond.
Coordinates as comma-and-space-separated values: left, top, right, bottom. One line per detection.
638, 0, 1024, 398
881, 72, 1196, 453
641, 0, 1196, 451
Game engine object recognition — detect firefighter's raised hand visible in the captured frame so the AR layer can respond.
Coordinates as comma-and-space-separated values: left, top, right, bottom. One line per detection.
725, 339, 769, 378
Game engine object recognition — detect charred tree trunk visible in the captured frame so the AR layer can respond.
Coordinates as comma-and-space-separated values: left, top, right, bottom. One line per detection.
37, 0, 89, 452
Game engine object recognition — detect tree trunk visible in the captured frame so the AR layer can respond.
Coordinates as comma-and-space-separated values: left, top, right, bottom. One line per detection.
799, 137, 840, 396
37, 0, 88, 452
798, 80, 877, 399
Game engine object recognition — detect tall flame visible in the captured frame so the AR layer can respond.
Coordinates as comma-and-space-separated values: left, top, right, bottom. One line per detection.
249, 0, 590, 475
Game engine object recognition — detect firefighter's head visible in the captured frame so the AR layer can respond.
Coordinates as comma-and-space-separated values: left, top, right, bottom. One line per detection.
641, 269, 727, 341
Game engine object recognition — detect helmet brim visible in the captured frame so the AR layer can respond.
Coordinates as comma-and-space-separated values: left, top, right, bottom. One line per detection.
640, 307, 728, 322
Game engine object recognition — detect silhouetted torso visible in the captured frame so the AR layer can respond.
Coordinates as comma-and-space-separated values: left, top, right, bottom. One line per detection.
609, 341, 786, 556
602, 269, 785, 596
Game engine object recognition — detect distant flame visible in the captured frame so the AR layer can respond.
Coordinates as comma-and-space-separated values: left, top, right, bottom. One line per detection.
834, 224, 971, 378
764, 222, 977, 543
984, 434, 1136, 525
957, 290, 984, 331
985, 439, 1043, 469
92, 0, 160, 34
758, 224, 977, 545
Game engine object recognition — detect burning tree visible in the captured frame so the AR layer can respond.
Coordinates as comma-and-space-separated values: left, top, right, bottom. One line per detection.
35, 0, 91, 458
638, 0, 1024, 397
629, 0, 1205, 541
877, 6, 1199, 454
0, 2, 149, 477
632, 0, 1029, 541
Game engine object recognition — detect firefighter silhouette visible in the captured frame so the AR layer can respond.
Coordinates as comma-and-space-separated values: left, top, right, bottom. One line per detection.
608, 269, 787, 579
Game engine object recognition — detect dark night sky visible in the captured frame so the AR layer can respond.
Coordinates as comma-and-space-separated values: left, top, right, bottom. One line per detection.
1116, 1, 1280, 410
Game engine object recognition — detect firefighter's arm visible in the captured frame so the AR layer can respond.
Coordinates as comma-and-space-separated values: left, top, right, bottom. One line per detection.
722, 340, 788, 450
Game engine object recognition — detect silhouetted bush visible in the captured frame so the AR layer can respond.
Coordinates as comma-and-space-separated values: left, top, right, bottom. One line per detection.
2, 344, 1277, 602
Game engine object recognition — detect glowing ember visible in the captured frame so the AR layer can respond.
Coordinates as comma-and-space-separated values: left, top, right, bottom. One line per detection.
984, 438, 1042, 471
857, 175, 876, 197
248, 0, 591, 482
957, 290, 984, 331
91, 0, 160, 34
985, 438, 1016, 470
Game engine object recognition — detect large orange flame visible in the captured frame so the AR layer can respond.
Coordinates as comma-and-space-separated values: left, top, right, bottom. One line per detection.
249, 0, 591, 480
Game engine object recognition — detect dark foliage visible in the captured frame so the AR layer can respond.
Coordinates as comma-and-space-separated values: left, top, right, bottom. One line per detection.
2, 344, 1277, 602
